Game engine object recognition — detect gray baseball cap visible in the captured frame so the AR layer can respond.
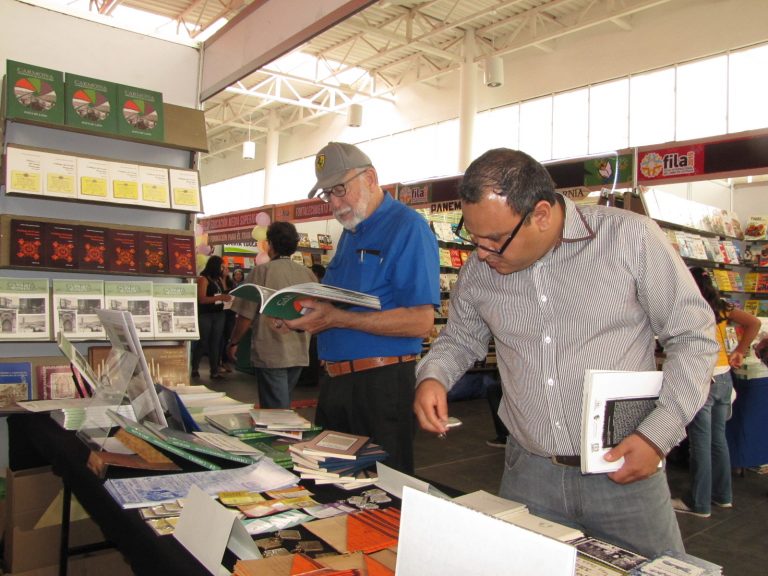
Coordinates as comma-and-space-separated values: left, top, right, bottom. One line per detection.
308, 142, 372, 198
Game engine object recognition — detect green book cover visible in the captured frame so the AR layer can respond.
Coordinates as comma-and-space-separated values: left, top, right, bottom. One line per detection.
65, 73, 117, 134
116, 84, 164, 142
107, 410, 221, 471
5, 60, 65, 124
144, 422, 256, 465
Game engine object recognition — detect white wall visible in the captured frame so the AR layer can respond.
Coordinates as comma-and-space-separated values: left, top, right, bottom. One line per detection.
0, 0, 200, 107
200, 0, 768, 186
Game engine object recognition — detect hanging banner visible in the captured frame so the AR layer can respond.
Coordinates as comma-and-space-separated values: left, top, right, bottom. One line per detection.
583, 154, 634, 187
637, 144, 705, 182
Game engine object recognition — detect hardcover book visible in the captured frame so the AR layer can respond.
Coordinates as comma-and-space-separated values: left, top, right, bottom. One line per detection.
5, 145, 43, 196
9, 219, 44, 267
108, 161, 140, 204
77, 225, 109, 271
138, 165, 171, 208
77, 157, 109, 201
151, 283, 198, 339
116, 84, 164, 141
0, 360, 33, 408
107, 229, 138, 273
52, 278, 105, 341
6, 60, 65, 124
138, 232, 168, 275
166, 234, 195, 277
42, 151, 77, 198
43, 222, 77, 269
168, 169, 202, 212
36, 364, 78, 400
580, 370, 663, 474
0, 277, 50, 340
229, 282, 381, 320
299, 430, 370, 461
64, 73, 117, 134
104, 281, 154, 337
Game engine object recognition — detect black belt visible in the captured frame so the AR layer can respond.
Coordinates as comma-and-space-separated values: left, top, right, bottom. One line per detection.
550, 455, 581, 467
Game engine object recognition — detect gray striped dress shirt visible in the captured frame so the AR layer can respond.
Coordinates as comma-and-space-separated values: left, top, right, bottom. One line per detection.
415, 196, 718, 458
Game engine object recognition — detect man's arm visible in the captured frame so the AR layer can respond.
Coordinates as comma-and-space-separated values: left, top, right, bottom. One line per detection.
283, 300, 433, 338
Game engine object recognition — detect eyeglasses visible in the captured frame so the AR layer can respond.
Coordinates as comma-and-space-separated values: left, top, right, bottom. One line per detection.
316, 169, 368, 203
454, 208, 532, 255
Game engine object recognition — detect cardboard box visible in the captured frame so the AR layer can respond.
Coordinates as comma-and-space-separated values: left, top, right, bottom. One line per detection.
4, 467, 106, 574
9, 549, 132, 576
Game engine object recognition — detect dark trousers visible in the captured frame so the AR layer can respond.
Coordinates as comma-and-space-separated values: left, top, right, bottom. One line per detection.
316, 361, 416, 474
486, 380, 509, 440
191, 312, 225, 375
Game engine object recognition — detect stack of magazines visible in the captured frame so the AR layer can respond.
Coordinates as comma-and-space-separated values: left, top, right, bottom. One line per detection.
289, 430, 387, 489
205, 409, 318, 441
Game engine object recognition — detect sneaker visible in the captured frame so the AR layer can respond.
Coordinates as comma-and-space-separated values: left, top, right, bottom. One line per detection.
486, 436, 507, 448
671, 498, 711, 518
712, 501, 733, 509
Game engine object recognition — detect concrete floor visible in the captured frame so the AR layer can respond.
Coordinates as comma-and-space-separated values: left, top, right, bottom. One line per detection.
202, 363, 768, 575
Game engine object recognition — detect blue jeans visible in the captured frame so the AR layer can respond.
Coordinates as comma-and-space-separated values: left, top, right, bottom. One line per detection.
255, 367, 303, 409
686, 372, 733, 513
499, 439, 684, 558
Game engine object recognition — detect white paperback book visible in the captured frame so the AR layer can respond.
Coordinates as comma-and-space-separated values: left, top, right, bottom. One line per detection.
580, 370, 663, 474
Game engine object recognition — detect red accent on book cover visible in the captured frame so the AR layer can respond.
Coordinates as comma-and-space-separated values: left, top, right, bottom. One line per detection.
9, 219, 44, 267
107, 229, 138, 273
166, 234, 195, 277
139, 232, 168, 275
77, 225, 109, 271
43, 223, 77, 269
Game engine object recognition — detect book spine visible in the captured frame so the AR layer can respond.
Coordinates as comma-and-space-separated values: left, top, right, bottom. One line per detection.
164, 437, 254, 464
126, 426, 221, 470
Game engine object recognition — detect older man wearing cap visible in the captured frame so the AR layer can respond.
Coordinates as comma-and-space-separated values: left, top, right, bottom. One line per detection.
281, 141, 440, 473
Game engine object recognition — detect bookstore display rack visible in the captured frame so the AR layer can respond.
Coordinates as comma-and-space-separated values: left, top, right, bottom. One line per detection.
0, 66, 207, 406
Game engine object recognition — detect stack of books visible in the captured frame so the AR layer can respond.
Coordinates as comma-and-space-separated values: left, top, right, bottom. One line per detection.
51, 402, 136, 430
205, 409, 318, 442
289, 430, 387, 488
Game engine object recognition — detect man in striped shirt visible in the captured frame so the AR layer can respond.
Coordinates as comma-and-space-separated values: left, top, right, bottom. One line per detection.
414, 148, 718, 557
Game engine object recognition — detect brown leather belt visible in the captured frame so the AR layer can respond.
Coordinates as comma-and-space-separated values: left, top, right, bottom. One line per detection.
325, 355, 419, 378
550, 455, 581, 467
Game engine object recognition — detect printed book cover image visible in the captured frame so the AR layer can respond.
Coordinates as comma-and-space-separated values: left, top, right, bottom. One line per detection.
77, 225, 109, 271
65, 73, 117, 134
107, 229, 139, 273
43, 223, 77, 269
52, 279, 105, 341
6, 60, 65, 124
9, 219, 44, 267
104, 281, 154, 337
139, 232, 168, 275
152, 283, 198, 339
0, 277, 50, 341
116, 84, 164, 142
0, 361, 33, 408
166, 234, 195, 277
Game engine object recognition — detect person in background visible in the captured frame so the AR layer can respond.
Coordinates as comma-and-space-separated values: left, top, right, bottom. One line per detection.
232, 267, 246, 287
310, 263, 326, 282
755, 332, 768, 366
413, 148, 718, 557
278, 142, 440, 473
219, 265, 236, 373
671, 267, 761, 518
227, 222, 317, 408
191, 254, 231, 380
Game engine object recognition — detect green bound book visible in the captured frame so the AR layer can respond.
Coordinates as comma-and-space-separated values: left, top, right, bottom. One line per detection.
65, 73, 118, 134
143, 422, 257, 465
116, 84, 164, 142
5, 60, 65, 124
107, 410, 221, 471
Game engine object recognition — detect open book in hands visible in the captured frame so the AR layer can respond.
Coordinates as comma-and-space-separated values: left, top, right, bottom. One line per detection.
580, 370, 663, 474
229, 282, 381, 320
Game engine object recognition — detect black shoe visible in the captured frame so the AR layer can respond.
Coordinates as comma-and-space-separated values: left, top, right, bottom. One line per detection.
191, 370, 200, 378
486, 436, 507, 448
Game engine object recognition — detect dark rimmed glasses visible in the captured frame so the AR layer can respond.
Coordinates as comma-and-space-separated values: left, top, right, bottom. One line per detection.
316, 169, 369, 203
454, 208, 532, 255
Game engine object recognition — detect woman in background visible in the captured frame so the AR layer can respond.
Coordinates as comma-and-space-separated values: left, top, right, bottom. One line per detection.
672, 267, 761, 517
191, 255, 232, 380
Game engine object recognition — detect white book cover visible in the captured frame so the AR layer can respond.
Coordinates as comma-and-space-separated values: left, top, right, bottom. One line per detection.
41, 151, 77, 198
169, 168, 202, 212
104, 281, 155, 338
52, 279, 105, 341
138, 165, 171, 208
108, 161, 140, 205
580, 370, 663, 474
152, 283, 199, 339
77, 157, 109, 201
5, 145, 43, 196
0, 277, 50, 340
